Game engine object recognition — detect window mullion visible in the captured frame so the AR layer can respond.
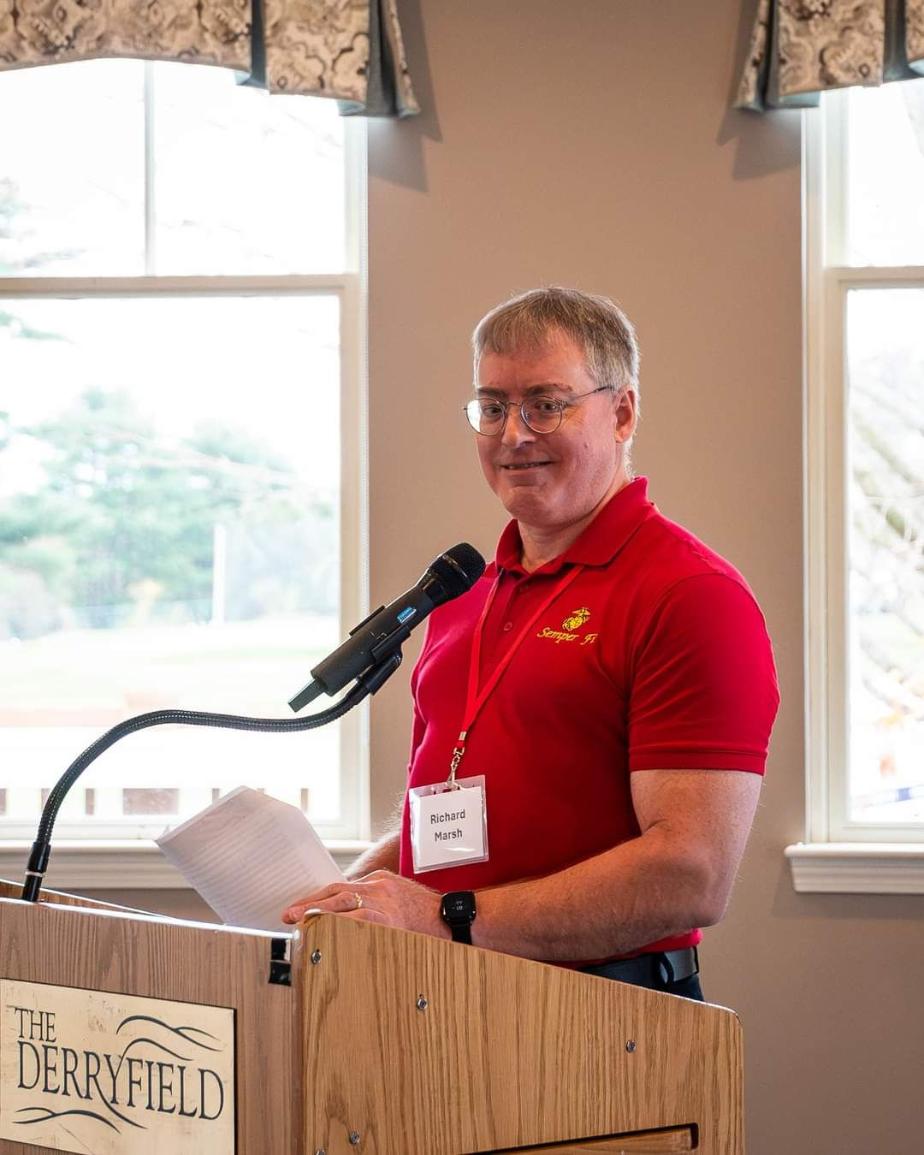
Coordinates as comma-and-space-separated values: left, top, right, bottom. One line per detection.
144, 62, 156, 276
803, 105, 831, 843
824, 273, 850, 840
0, 274, 352, 298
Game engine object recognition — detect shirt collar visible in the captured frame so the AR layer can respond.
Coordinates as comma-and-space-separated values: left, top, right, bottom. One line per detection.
494, 476, 655, 576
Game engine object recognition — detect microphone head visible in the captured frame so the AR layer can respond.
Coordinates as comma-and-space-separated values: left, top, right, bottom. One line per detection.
428, 543, 486, 601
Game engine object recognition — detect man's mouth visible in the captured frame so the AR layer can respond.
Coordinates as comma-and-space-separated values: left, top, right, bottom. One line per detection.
498, 461, 552, 471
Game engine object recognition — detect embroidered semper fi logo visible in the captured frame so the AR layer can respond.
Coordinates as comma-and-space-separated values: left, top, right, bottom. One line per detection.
561, 607, 591, 631
536, 607, 599, 646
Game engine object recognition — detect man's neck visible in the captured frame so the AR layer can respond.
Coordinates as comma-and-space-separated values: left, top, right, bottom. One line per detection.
518, 477, 631, 573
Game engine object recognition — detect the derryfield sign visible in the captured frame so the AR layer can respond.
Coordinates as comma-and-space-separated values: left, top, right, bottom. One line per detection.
0, 979, 235, 1153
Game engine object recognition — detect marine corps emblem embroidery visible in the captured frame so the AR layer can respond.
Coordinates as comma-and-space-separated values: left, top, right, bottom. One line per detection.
561, 607, 591, 632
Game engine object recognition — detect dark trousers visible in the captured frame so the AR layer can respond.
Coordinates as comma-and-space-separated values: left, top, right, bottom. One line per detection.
578, 948, 704, 1001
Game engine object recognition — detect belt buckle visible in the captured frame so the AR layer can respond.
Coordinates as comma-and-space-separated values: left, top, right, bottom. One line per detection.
656, 952, 676, 984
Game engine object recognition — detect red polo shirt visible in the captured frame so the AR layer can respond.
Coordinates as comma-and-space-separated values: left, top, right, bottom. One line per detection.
398, 477, 779, 956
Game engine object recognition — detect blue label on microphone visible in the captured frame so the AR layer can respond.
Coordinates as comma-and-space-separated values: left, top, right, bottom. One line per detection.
397, 607, 417, 624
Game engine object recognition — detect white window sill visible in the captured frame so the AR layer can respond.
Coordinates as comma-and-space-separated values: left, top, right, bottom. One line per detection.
0, 840, 371, 892
6, 841, 919, 896
785, 843, 924, 894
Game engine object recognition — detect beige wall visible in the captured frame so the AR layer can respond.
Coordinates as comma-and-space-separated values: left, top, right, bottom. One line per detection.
364, 2, 924, 1152
97, 2, 923, 1151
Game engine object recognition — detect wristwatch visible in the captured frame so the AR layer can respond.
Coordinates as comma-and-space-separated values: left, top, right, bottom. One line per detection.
440, 890, 477, 944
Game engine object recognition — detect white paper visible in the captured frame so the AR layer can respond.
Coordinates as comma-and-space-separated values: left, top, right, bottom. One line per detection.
156, 786, 344, 931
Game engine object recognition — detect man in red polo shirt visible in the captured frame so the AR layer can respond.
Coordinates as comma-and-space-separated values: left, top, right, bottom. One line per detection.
284, 287, 779, 1000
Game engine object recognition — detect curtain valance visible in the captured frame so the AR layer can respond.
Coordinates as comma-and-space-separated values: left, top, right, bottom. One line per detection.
736, 0, 924, 111
0, 0, 418, 118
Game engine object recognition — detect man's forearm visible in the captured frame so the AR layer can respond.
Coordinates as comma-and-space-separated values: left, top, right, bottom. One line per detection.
285, 828, 704, 952
342, 832, 700, 957
345, 830, 401, 880
471, 828, 714, 961
470, 768, 760, 961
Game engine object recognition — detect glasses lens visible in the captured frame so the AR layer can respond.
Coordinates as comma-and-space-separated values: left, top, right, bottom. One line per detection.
466, 398, 506, 434
522, 396, 563, 433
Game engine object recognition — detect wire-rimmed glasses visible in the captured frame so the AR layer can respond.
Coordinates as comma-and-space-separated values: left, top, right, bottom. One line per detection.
463, 386, 612, 436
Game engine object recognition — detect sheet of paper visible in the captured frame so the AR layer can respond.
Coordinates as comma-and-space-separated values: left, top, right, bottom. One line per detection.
156, 786, 344, 932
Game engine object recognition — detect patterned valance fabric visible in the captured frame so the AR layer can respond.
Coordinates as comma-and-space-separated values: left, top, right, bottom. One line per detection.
0, 1, 252, 69
736, 0, 924, 111
262, 0, 417, 116
0, 0, 418, 117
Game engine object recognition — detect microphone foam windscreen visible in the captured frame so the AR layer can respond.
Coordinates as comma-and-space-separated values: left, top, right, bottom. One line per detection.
431, 543, 486, 598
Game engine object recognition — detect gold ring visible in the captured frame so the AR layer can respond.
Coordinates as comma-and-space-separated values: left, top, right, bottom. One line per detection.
353, 892, 364, 910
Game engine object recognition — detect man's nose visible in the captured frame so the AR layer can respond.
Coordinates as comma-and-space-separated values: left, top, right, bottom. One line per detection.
500, 404, 536, 447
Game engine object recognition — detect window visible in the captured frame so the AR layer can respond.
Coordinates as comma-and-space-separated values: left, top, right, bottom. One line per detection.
0, 61, 367, 874
799, 80, 924, 890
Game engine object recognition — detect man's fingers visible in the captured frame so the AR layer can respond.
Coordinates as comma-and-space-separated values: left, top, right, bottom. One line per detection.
282, 886, 368, 924
303, 881, 353, 903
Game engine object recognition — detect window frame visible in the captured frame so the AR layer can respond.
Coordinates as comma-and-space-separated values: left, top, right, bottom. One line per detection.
794, 93, 924, 893
0, 86, 371, 888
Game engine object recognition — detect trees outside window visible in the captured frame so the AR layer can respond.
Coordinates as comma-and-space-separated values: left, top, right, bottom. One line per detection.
0, 61, 364, 850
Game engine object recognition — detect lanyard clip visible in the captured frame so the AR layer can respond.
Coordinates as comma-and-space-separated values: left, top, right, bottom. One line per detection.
448, 730, 468, 788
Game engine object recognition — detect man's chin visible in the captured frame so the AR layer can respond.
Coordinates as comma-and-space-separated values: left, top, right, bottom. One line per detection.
497, 489, 556, 523
496, 470, 553, 496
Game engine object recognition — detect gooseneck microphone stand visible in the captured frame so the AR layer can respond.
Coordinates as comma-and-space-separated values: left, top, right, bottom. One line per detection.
21, 651, 402, 904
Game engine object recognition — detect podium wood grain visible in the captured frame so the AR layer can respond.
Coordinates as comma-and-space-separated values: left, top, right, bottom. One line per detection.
298, 914, 743, 1155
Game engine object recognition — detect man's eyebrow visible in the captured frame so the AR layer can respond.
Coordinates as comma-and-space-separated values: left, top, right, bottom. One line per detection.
475, 382, 573, 397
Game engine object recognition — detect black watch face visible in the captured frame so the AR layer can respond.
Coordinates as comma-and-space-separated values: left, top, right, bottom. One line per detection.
442, 891, 476, 923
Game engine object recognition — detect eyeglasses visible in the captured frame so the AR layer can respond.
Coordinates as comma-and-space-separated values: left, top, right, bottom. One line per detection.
463, 386, 613, 436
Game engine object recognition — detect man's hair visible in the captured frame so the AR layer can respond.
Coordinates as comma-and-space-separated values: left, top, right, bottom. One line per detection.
472, 286, 640, 393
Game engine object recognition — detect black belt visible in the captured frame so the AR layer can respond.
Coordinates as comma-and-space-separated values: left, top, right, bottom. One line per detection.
578, 946, 699, 987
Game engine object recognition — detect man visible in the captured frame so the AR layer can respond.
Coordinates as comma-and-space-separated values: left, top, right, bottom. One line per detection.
283, 287, 779, 1000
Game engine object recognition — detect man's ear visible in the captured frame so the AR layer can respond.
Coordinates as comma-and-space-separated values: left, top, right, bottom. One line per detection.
613, 388, 638, 443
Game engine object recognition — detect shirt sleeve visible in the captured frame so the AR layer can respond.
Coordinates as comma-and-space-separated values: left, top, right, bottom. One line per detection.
628, 572, 780, 774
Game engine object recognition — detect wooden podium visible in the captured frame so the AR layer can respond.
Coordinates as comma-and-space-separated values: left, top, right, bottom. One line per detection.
0, 881, 744, 1154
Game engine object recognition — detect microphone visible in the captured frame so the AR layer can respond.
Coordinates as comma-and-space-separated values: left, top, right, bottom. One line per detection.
288, 542, 486, 712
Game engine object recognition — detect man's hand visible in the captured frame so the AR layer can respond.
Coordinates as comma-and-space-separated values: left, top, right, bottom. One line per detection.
281, 870, 451, 940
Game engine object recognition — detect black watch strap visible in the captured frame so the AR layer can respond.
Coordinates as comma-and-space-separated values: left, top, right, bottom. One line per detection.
440, 890, 476, 944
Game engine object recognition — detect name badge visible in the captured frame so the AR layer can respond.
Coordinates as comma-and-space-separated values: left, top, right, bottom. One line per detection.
408, 775, 489, 873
